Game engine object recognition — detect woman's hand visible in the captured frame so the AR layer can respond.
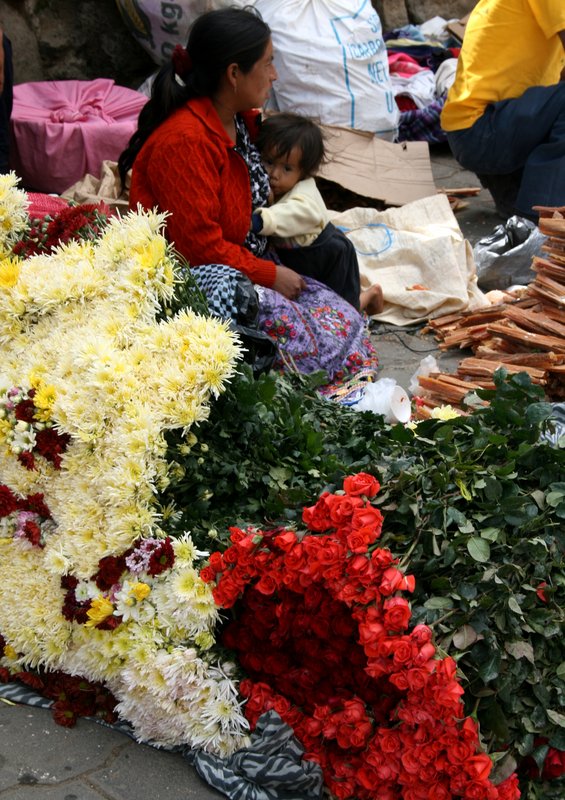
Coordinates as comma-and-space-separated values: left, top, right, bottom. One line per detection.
272, 264, 306, 300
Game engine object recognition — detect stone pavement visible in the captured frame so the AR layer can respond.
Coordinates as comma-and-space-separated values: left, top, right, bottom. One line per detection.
0, 145, 504, 800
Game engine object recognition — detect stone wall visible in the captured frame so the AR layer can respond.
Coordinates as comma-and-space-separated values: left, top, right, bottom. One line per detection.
2, 0, 478, 88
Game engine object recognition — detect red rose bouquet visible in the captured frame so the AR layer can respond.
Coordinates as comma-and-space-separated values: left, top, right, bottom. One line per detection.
202, 474, 521, 800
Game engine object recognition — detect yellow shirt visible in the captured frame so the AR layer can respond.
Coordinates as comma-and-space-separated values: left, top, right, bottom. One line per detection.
441, 0, 565, 131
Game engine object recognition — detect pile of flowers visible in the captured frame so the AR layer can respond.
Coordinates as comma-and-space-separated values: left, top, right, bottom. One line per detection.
12, 200, 109, 259
0, 173, 249, 756
0, 172, 554, 798
203, 474, 520, 800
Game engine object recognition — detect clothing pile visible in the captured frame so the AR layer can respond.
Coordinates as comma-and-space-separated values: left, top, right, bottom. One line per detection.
384, 18, 461, 145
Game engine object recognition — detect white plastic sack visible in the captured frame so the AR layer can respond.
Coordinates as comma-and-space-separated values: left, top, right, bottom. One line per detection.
254, 0, 399, 139
115, 0, 243, 64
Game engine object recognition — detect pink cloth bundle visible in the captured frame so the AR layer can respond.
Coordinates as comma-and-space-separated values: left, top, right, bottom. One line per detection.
11, 79, 147, 194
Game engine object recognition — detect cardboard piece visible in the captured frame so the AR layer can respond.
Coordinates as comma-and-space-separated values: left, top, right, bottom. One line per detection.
317, 124, 436, 207
446, 12, 471, 44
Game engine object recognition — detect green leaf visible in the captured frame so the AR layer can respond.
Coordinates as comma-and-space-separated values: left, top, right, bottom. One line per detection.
424, 597, 454, 610
467, 537, 491, 563
478, 651, 501, 683
525, 402, 554, 425
504, 640, 534, 663
507, 596, 524, 616
547, 709, 565, 729
453, 625, 481, 649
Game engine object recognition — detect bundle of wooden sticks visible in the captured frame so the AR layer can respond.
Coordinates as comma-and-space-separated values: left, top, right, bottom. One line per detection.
415, 206, 565, 417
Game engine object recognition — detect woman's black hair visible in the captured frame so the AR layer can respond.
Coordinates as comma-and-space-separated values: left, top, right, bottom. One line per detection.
118, 6, 271, 184
256, 113, 326, 177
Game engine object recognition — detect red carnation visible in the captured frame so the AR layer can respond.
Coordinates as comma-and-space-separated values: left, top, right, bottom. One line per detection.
95, 555, 127, 591
14, 399, 35, 423
147, 537, 175, 576
0, 485, 18, 517
21, 492, 51, 518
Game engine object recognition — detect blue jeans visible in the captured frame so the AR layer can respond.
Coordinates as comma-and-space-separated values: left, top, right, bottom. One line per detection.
0, 34, 13, 174
446, 83, 565, 219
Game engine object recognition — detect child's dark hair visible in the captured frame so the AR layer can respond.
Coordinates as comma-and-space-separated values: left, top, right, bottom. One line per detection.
256, 113, 326, 177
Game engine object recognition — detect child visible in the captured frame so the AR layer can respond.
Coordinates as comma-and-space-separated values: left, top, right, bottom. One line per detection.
253, 112, 383, 314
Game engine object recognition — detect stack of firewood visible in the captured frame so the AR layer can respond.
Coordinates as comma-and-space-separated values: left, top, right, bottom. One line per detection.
415, 207, 565, 416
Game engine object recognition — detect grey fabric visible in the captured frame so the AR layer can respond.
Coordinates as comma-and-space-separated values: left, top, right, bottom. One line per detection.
184, 711, 324, 800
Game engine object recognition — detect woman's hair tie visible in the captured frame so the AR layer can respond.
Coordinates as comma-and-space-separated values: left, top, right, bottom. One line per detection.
172, 44, 193, 86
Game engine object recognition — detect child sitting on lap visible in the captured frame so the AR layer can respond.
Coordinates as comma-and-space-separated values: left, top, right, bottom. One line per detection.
252, 112, 383, 314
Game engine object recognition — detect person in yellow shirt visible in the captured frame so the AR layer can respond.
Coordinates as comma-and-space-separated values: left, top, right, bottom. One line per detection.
441, 0, 565, 221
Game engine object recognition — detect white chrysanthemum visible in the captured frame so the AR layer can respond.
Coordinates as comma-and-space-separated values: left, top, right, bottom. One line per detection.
0, 194, 248, 756
172, 532, 209, 564
0, 172, 29, 246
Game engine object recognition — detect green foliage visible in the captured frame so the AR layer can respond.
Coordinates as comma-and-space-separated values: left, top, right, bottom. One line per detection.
159, 366, 564, 793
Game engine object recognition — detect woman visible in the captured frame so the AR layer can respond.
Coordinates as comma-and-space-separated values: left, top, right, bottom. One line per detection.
120, 7, 377, 384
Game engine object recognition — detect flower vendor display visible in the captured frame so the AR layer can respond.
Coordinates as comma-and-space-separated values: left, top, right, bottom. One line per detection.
0, 173, 249, 756
0, 172, 563, 799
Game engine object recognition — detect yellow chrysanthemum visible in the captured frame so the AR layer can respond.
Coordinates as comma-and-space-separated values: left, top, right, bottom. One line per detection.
32, 382, 57, 422
85, 596, 115, 628
130, 582, 151, 602
0, 256, 21, 288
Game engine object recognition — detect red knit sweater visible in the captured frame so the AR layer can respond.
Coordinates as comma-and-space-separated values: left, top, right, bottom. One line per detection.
129, 96, 277, 287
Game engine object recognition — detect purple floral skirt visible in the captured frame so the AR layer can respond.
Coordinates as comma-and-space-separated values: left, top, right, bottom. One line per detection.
257, 277, 378, 383
191, 267, 378, 385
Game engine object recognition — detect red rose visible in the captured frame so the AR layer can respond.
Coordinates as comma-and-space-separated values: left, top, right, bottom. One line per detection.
273, 530, 298, 551
209, 551, 224, 572
464, 753, 493, 782
536, 581, 549, 603
495, 773, 520, 800
350, 505, 384, 538
446, 740, 475, 765
405, 667, 432, 691
343, 472, 381, 498
325, 494, 363, 527
255, 573, 278, 595
199, 566, 216, 583
542, 746, 565, 779
379, 566, 415, 595
383, 597, 412, 631
411, 624, 432, 646
346, 529, 371, 553
302, 493, 333, 532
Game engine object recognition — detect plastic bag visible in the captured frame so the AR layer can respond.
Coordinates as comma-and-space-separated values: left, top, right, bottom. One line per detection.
351, 378, 411, 423
116, 0, 243, 64
473, 216, 547, 291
